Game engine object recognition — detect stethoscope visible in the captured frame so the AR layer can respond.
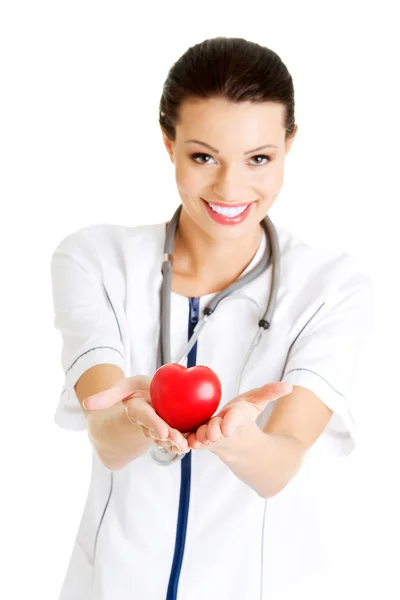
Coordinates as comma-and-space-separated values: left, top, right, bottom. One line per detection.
150, 204, 280, 465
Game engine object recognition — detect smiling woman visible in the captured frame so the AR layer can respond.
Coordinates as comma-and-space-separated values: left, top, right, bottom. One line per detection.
51, 36, 376, 600
160, 101, 294, 295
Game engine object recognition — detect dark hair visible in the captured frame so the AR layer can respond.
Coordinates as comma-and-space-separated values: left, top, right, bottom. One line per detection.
159, 37, 296, 142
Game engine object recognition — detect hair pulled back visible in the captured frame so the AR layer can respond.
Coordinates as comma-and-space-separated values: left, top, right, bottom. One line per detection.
159, 37, 296, 141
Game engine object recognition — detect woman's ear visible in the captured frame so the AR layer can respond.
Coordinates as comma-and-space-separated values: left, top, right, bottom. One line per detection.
285, 124, 298, 155
161, 128, 175, 164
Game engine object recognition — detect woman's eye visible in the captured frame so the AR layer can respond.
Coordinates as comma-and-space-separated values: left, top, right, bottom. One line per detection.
191, 153, 215, 164
249, 155, 271, 166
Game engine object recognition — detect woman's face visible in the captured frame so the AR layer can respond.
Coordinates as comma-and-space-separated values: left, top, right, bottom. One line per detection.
162, 97, 297, 243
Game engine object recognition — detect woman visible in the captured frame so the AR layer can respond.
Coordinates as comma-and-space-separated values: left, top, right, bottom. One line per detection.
51, 37, 375, 600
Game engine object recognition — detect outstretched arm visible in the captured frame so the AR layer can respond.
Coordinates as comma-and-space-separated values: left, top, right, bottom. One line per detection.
187, 383, 332, 498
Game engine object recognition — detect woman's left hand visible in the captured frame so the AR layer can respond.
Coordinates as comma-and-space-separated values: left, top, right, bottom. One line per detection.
185, 381, 293, 450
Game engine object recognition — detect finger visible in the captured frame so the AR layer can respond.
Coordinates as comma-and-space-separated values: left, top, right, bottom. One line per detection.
141, 425, 153, 440
154, 440, 181, 454
167, 427, 188, 450
155, 437, 189, 454
152, 426, 189, 452
243, 381, 293, 401
124, 397, 169, 440
196, 424, 211, 446
239, 382, 293, 412
83, 376, 147, 411
186, 433, 197, 448
187, 433, 204, 450
220, 407, 244, 438
213, 381, 293, 420
129, 375, 152, 391
206, 417, 223, 443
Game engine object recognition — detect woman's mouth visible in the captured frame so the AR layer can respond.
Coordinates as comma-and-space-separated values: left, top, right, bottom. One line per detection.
202, 199, 254, 225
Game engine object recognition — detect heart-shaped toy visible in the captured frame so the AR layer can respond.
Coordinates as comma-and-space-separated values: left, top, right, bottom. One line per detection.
150, 363, 222, 432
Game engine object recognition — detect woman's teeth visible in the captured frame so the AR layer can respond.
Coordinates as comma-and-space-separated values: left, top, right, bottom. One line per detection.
207, 202, 249, 217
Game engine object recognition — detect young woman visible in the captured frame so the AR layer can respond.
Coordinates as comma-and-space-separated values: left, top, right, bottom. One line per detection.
51, 37, 375, 600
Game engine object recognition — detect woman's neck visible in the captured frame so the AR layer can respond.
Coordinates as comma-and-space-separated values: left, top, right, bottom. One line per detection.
170, 210, 264, 296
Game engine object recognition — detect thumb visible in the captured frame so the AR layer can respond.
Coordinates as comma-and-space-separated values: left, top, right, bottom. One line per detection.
241, 381, 293, 409
83, 375, 150, 411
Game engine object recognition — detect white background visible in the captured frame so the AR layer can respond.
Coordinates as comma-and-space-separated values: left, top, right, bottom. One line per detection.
1, 1, 399, 598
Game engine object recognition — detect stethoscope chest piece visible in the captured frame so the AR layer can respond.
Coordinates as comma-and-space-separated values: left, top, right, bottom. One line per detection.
149, 444, 181, 465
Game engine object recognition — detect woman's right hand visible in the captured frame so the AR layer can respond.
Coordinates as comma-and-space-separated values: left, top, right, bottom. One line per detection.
83, 374, 189, 455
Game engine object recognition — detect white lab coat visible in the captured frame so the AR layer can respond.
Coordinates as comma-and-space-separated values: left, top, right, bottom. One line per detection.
50, 218, 376, 600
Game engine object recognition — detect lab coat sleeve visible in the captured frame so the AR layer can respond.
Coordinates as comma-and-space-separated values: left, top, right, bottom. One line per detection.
50, 229, 126, 432
281, 260, 377, 457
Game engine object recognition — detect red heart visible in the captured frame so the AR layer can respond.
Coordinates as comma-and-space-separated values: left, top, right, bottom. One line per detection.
150, 363, 222, 432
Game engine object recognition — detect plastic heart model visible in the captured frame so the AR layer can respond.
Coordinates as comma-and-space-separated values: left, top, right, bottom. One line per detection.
150, 363, 222, 432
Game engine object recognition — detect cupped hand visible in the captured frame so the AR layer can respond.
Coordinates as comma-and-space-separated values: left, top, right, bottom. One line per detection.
83, 375, 189, 455
186, 381, 293, 450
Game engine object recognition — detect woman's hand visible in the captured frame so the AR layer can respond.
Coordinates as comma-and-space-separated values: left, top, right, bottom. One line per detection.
186, 381, 293, 450
84, 375, 189, 455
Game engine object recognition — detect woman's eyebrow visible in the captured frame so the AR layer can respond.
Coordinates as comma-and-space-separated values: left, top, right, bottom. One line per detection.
184, 139, 278, 154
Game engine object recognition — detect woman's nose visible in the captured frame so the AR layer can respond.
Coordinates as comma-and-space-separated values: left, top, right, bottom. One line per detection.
212, 172, 252, 203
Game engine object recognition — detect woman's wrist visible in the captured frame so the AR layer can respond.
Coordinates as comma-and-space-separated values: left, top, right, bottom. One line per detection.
87, 402, 152, 470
